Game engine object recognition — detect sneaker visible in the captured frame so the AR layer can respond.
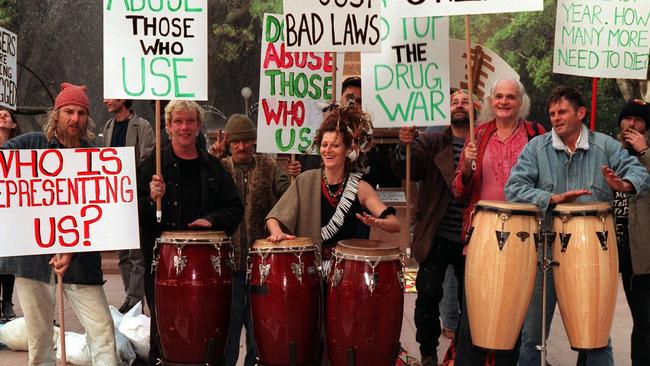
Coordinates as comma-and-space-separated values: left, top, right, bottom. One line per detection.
118, 300, 134, 314
421, 355, 438, 366
2, 300, 16, 320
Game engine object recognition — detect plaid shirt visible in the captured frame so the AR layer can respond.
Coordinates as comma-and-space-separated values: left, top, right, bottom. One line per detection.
0, 132, 104, 284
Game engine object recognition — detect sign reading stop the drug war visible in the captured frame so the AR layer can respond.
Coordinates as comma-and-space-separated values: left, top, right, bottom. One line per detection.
362, 0, 450, 128
257, 13, 343, 155
103, 0, 207, 100
0, 147, 139, 257
282, 0, 381, 52
554, 0, 649, 80
0, 26, 17, 110
393, 0, 543, 18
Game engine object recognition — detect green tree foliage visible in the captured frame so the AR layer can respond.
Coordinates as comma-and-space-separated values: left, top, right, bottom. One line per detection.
0, 0, 17, 29
450, 0, 627, 135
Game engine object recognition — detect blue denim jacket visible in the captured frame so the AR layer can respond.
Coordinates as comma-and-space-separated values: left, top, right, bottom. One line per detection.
505, 125, 650, 225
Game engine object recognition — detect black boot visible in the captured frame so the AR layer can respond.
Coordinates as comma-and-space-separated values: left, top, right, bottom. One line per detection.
2, 300, 16, 320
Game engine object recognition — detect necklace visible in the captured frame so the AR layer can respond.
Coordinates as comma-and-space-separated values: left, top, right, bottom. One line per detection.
322, 170, 346, 201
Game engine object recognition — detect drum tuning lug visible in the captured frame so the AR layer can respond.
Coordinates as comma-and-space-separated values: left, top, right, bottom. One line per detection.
332, 268, 343, 287
559, 233, 571, 252
545, 232, 557, 245
151, 256, 159, 274
259, 263, 270, 285
465, 226, 475, 244
397, 270, 405, 290
173, 255, 187, 276
596, 231, 609, 251
211, 255, 222, 276
533, 233, 542, 251
516, 231, 530, 242
291, 263, 304, 284
364, 272, 377, 294
495, 230, 510, 250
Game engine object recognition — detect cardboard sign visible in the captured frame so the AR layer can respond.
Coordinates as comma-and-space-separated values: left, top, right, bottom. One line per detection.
0, 26, 17, 110
393, 0, 543, 18
103, 0, 208, 100
553, 0, 650, 80
362, 1, 450, 128
257, 13, 343, 155
0, 147, 139, 257
283, 0, 381, 52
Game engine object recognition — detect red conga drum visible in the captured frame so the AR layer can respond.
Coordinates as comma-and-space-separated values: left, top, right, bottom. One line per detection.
154, 231, 232, 364
327, 239, 404, 366
552, 202, 618, 350
250, 237, 321, 366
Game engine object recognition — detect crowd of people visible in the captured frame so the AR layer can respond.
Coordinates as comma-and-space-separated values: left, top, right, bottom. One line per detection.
0, 75, 648, 366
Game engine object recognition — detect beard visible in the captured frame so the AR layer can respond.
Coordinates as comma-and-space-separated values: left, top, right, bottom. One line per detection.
451, 112, 470, 127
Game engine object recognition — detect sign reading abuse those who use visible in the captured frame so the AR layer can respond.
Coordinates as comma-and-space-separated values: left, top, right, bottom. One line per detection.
283, 0, 381, 53
362, 0, 450, 128
0, 26, 17, 110
0, 147, 140, 257
103, 0, 208, 100
257, 13, 343, 155
392, 0, 543, 18
553, 0, 650, 80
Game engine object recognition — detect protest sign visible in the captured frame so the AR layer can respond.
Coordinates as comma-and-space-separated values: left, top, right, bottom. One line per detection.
554, 0, 649, 80
103, 0, 208, 100
0, 147, 140, 257
257, 13, 343, 155
362, 0, 450, 128
392, 0, 543, 18
283, 0, 381, 52
0, 26, 17, 110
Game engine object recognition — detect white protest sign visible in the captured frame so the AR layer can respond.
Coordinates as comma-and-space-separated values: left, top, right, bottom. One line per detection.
362, 1, 450, 128
393, 0, 543, 18
283, 0, 381, 52
0, 26, 17, 110
103, 0, 208, 100
553, 0, 649, 80
257, 13, 344, 155
0, 147, 139, 257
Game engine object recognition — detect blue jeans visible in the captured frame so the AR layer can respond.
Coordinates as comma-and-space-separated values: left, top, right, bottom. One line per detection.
518, 249, 614, 366
439, 266, 460, 331
225, 270, 257, 366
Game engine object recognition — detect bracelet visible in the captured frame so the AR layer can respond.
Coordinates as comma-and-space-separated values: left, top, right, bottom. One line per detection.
378, 206, 396, 219
639, 148, 648, 156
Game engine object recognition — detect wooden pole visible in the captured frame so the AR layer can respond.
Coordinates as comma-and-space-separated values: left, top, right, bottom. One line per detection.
405, 144, 412, 251
56, 254, 66, 365
590, 78, 599, 131
465, 16, 477, 171
155, 100, 162, 222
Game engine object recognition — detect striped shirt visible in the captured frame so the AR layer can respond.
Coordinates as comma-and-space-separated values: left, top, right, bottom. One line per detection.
436, 136, 467, 243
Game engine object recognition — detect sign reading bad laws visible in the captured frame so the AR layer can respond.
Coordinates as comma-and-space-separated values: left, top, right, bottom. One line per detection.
257, 14, 343, 155
362, 0, 450, 128
554, 0, 649, 79
0, 26, 17, 110
103, 0, 208, 100
283, 0, 381, 52
0, 147, 139, 257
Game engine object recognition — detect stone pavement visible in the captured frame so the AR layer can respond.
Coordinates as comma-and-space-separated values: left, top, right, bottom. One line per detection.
0, 256, 634, 365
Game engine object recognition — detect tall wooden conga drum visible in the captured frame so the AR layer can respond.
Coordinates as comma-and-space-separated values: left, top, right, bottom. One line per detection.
154, 231, 233, 364
465, 200, 539, 351
249, 237, 321, 366
552, 202, 618, 350
327, 239, 404, 366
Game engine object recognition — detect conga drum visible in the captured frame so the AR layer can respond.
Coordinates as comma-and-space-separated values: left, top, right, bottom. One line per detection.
249, 237, 321, 366
465, 200, 539, 351
552, 202, 618, 350
154, 231, 233, 364
327, 239, 404, 366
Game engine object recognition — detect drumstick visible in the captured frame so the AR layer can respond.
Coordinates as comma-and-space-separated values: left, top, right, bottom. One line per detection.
56, 254, 67, 366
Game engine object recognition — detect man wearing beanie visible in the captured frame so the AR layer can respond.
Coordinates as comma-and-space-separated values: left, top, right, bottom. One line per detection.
0, 82, 119, 365
209, 113, 294, 366
613, 98, 650, 366
102, 98, 155, 315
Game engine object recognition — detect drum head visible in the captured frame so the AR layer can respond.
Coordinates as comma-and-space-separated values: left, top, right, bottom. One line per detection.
336, 239, 402, 258
253, 237, 314, 250
159, 230, 227, 244
552, 202, 611, 215
475, 200, 539, 214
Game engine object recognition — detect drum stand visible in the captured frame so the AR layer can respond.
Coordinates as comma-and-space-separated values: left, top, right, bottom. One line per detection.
535, 231, 557, 366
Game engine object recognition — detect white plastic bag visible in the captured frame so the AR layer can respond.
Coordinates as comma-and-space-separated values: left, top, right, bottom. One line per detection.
56, 331, 92, 365
118, 302, 150, 361
0, 317, 58, 352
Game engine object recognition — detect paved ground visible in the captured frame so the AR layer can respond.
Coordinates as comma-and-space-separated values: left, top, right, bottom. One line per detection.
0, 255, 634, 365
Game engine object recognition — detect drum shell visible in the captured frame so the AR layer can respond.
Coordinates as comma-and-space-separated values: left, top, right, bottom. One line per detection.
552, 206, 618, 350
249, 245, 321, 366
155, 236, 232, 364
465, 201, 538, 351
326, 244, 404, 366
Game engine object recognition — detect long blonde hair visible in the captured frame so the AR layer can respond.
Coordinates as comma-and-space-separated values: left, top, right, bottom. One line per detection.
43, 108, 96, 142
